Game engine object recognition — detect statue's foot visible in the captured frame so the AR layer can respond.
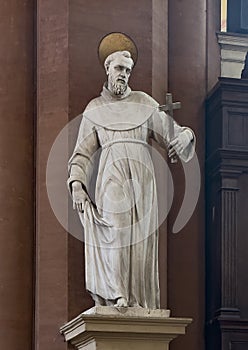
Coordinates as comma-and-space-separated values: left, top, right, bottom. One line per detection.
115, 297, 128, 308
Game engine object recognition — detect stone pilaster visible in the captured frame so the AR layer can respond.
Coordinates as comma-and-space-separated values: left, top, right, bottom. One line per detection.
219, 171, 240, 316
0, 0, 34, 348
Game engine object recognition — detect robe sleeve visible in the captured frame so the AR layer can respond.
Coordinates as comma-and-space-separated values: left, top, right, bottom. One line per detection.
67, 115, 99, 195
148, 109, 196, 163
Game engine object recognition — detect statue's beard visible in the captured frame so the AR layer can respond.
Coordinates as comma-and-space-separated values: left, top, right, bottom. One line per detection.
110, 79, 127, 95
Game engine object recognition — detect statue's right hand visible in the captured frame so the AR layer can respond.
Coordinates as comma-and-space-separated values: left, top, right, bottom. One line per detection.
72, 181, 88, 213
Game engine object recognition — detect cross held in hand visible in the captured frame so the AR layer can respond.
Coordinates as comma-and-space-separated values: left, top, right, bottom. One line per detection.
159, 93, 181, 164
159, 93, 181, 117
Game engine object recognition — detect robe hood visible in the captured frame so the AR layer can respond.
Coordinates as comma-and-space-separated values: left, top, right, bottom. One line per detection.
83, 84, 159, 131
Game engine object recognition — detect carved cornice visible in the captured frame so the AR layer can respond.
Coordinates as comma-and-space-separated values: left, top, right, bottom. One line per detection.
206, 149, 248, 178
206, 78, 248, 113
219, 318, 248, 331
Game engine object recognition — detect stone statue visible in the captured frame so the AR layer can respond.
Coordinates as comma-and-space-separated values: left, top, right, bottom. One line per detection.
68, 35, 195, 309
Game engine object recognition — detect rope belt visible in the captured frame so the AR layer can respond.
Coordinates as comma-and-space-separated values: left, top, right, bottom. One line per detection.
101, 138, 148, 150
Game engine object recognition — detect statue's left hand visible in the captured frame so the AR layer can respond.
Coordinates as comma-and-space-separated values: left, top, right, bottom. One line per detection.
169, 130, 193, 156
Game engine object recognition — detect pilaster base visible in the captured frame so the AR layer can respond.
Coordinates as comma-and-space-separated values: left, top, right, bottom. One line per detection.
60, 307, 192, 350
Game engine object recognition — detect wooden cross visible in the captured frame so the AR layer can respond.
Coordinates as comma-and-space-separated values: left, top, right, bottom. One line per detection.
159, 93, 181, 163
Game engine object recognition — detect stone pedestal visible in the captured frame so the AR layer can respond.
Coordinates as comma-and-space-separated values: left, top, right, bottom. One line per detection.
60, 307, 192, 350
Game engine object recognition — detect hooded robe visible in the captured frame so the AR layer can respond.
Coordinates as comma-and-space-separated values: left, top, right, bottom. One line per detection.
68, 84, 195, 309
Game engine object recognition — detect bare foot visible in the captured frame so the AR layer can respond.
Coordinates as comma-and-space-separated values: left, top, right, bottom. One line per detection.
115, 297, 128, 307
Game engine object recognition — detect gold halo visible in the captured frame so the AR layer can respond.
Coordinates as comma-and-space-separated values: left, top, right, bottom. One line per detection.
98, 32, 138, 67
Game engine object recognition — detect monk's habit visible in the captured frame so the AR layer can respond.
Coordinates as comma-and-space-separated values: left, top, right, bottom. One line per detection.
68, 85, 195, 308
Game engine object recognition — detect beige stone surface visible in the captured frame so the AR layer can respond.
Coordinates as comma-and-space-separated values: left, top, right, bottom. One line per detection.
218, 32, 248, 78
83, 306, 171, 317
60, 308, 192, 350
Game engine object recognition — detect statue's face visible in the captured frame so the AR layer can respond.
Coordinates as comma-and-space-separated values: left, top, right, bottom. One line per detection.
107, 56, 133, 95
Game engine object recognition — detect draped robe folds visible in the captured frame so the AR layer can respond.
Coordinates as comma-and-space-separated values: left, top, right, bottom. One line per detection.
68, 85, 195, 309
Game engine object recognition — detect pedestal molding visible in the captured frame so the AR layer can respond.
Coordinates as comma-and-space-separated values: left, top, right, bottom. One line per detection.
60, 309, 192, 350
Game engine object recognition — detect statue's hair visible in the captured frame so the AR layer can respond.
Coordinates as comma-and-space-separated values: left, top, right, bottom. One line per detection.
104, 51, 134, 72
